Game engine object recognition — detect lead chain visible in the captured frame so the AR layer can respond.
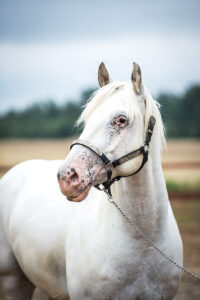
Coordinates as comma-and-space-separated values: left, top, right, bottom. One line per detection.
108, 197, 200, 281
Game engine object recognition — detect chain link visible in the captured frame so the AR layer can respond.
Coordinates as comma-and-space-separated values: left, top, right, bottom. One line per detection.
108, 197, 200, 281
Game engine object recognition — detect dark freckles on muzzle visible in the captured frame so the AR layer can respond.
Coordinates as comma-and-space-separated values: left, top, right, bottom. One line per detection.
57, 153, 107, 202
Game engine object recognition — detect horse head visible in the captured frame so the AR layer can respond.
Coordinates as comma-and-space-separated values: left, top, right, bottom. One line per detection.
57, 62, 154, 202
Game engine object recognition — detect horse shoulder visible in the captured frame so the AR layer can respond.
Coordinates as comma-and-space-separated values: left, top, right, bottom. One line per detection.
0, 159, 71, 297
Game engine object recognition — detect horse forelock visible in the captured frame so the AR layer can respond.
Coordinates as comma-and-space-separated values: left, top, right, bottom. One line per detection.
76, 82, 126, 126
77, 81, 165, 149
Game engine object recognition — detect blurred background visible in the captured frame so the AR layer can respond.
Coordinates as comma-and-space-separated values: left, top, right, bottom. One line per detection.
0, 0, 199, 298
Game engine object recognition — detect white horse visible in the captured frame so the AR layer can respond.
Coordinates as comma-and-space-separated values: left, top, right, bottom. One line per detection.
0, 62, 183, 300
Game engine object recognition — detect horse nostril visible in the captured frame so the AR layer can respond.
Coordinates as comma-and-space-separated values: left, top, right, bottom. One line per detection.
57, 171, 60, 180
69, 171, 79, 183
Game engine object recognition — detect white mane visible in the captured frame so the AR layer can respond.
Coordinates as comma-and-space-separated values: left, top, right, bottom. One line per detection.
77, 81, 165, 148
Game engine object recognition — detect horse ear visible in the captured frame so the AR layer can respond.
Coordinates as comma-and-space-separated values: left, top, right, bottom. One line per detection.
98, 62, 110, 87
131, 62, 142, 95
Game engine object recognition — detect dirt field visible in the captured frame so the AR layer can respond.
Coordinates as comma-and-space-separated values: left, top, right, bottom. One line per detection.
0, 138, 200, 183
0, 138, 200, 298
162, 139, 200, 183
0, 138, 74, 178
172, 200, 200, 299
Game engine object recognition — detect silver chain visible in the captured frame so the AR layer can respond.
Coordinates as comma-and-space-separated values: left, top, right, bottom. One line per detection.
107, 196, 200, 281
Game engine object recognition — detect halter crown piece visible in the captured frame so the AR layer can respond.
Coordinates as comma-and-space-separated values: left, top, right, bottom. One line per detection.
70, 116, 156, 197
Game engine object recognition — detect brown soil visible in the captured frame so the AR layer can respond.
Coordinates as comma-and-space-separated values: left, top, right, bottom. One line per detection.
171, 201, 200, 300
162, 162, 200, 169
169, 192, 200, 200
174, 227, 200, 300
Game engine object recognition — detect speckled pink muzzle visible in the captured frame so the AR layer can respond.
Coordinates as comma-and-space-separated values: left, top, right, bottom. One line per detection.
57, 148, 107, 202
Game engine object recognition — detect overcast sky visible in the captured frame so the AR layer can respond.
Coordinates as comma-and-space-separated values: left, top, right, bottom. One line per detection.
0, 0, 200, 113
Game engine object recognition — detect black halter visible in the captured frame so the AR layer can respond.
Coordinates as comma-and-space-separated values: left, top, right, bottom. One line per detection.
70, 116, 156, 197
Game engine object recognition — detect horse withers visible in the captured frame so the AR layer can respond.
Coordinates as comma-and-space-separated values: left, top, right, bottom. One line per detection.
0, 62, 183, 300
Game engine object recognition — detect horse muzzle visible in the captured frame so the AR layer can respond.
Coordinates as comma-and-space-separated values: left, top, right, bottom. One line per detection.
57, 153, 107, 202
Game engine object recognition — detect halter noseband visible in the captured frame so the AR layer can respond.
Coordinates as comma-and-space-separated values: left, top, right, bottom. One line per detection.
70, 116, 156, 197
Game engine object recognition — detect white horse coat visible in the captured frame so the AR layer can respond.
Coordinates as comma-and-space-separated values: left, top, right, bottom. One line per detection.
0, 63, 183, 300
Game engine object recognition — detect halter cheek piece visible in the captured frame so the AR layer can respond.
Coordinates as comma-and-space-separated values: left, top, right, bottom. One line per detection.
70, 116, 156, 197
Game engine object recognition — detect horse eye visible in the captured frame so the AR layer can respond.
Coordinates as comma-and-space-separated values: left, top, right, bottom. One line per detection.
113, 115, 128, 127
119, 118, 126, 124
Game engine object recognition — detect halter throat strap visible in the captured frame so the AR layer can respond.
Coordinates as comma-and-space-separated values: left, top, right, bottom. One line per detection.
70, 116, 156, 197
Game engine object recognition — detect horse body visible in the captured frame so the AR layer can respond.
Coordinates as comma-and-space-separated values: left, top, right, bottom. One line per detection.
0, 159, 182, 300
0, 63, 183, 299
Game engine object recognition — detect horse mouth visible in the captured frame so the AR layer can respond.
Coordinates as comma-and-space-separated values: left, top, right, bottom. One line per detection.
67, 185, 91, 202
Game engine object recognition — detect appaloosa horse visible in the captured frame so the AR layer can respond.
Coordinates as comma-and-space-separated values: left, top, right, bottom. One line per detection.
0, 62, 183, 299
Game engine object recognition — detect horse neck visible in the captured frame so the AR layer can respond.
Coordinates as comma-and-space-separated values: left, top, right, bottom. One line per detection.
112, 144, 169, 239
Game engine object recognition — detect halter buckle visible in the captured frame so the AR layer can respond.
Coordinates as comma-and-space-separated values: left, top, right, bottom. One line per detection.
143, 144, 149, 154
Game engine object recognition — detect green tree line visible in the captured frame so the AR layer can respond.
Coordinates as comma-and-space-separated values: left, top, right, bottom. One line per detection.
0, 85, 199, 138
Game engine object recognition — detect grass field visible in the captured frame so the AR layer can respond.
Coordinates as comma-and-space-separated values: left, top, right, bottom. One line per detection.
0, 138, 200, 299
